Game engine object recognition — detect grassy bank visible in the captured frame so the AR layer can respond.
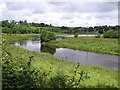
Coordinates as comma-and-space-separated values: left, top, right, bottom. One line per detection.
2, 34, 119, 88
44, 37, 119, 55
2, 34, 39, 44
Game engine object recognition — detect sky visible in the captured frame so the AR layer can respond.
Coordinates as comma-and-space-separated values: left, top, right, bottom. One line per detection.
0, 0, 119, 27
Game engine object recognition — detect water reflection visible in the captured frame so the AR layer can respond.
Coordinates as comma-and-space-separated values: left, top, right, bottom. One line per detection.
10, 37, 118, 69
41, 45, 56, 54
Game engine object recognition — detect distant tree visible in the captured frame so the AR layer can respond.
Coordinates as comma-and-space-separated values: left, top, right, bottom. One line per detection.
98, 29, 104, 34
1, 20, 9, 27
40, 23, 45, 27
34, 28, 40, 34
88, 27, 94, 32
61, 26, 68, 29
2, 27, 10, 33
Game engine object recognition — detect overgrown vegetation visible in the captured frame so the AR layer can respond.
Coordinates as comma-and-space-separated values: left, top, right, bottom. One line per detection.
1, 20, 119, 35
2, 34, 118, 88
44, 37, 119, 55
3, 34, 39, 45
74, 34, 78, 38
103, 30, 119, 38
1, 19, 119, 88
40, 30, 56, 43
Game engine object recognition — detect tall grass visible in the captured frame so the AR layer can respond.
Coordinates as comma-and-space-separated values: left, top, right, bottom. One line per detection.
46, 37, 119, 55
2, 34, 119, 88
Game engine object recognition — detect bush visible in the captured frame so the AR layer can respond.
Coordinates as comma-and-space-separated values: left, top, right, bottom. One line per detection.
2, 50, 90, 88
103, 30, 119, 38
40, 31, 56, 43
2, 51, 39, 88
2, 27, 11, 33
74, 34, 78, 38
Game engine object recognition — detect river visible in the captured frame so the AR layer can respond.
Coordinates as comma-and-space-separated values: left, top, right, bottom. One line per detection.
10, 37, 118, 70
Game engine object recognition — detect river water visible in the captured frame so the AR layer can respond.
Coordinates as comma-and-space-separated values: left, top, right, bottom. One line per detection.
10, 37, 118, 70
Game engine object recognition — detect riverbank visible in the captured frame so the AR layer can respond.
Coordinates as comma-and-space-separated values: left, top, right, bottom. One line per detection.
2, 34, 39, 44
43, 36, 119, 55
2, 34, 119, 88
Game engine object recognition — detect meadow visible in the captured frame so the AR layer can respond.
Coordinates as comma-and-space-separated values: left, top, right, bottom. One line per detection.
2, 34, 119, 88
44, 36, 119, 55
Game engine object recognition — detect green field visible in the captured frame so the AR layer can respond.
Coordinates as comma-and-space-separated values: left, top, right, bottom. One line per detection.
44, 36, 119, 55
2, 34, 119, 88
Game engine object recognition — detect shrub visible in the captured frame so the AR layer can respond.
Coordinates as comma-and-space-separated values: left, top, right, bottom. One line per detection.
74, 34, 78, 38
40, 31, 56, 43
2, 51, 90, 88
2, 51, 39, 88
103, 30, 119, 38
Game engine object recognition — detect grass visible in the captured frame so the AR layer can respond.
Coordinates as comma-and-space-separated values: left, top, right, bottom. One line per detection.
2, 34, 119, 88
2, 34, 39, 44
44, 36, 119, 55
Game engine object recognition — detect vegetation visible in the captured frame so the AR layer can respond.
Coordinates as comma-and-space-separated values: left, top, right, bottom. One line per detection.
2, 34, 118, 88
44, 37, 119, 55
1, 20, 119, 35
74, 34, 78, 38
40, 31, 56, 43
3, 34, 39, 44
95, 34, 101, 38
1, 19, 119, 88
103, 30, 119, 38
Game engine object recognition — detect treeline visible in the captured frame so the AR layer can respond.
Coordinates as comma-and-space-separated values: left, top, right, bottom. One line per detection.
1, 20, 52, 34
1, 20, 119, 38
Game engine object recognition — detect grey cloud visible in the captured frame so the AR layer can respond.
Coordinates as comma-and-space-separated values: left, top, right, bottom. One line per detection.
33, 9, 46, 14
95, 10, 118, 20
96, 2, 118, 12
28, 2, 49, 14
5, 2, 27, 10
2, 10, 17, 20
48, 2, 117, 13
1, 1, 118, 27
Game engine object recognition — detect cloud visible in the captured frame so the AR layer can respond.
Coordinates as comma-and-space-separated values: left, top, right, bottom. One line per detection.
60, 13, 75, 20
6, 2, 28, 10
0, 0, 118, 27
48, 2, 117, 13
29, 2, 50, 14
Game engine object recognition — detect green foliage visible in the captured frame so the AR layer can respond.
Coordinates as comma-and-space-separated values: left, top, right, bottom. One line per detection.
1, 20, 120, 35
40, 31, 56, 43
103, 30, 119, 38
33, 28, 40, 34
74, 34, 78, 38
2, 27, 11, 34
12, 24, 31, 34
2, 53, 39, 88
2, 45, 90, 88
98, 29, 104, 34
2, 41, 40, 88
47, 36, 119, 55
2, 34, 119, 88
1, 20, 9, 27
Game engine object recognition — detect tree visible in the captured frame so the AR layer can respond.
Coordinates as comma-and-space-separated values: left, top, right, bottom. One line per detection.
1, 20, 9, 27
40, 31, 56, 43
2, 27, 11, 33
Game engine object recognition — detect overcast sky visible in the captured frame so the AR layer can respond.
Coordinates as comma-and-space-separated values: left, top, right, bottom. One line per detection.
0, 0, 119, 27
